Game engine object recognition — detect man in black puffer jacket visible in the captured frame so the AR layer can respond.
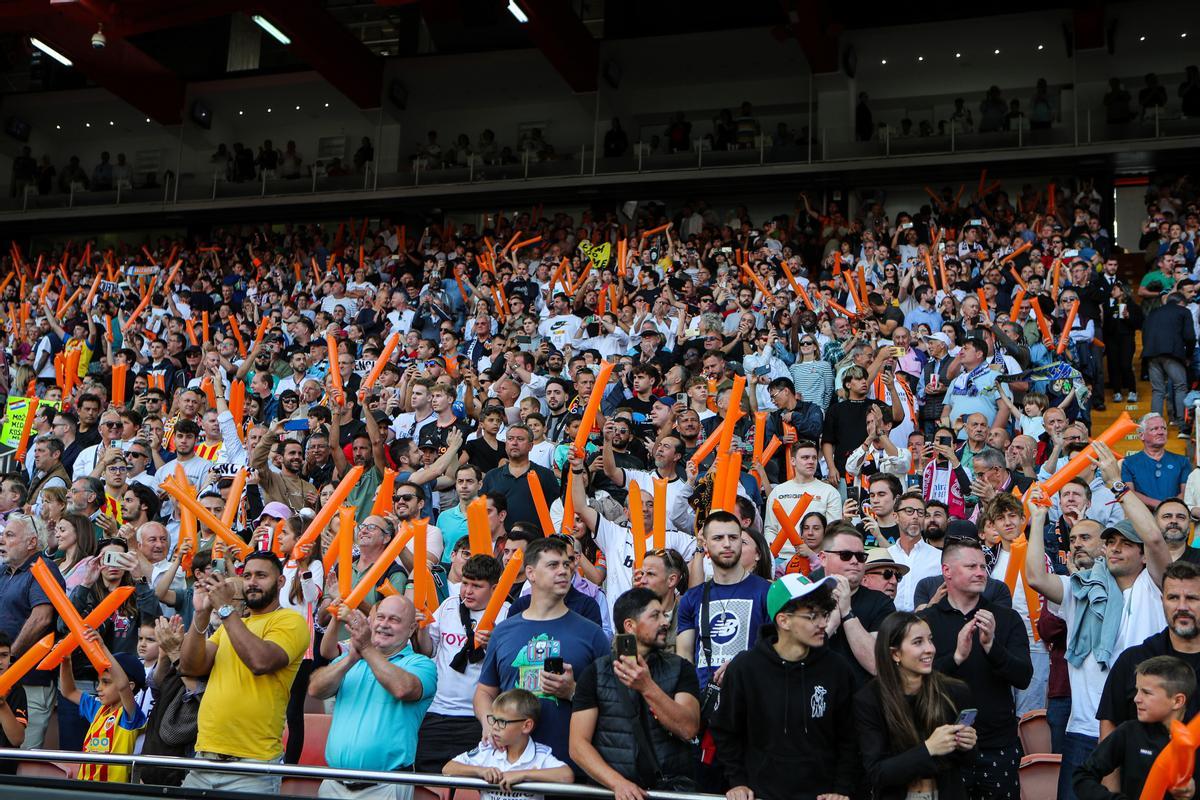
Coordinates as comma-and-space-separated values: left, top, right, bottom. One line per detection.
1142, 291, 1196, 427
571, 588, 701, 796
709, 574, 859, 800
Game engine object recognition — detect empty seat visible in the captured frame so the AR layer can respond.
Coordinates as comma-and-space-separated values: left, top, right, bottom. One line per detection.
280, 776, 322, 797
1019, 753, 1061, 800
282, 712, 332, 767
1018, 709, 1053, 755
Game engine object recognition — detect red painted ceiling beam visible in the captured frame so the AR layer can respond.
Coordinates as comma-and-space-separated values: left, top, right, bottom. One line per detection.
511, 0, 597, 93
250, 0, 383, 109
29, 3, 186, 124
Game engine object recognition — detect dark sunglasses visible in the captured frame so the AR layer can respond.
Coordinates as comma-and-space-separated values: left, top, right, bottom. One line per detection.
870, 569, 900, 581
101, 421, 122, 428
394, 493, 420, 502
824, 549, 867, 563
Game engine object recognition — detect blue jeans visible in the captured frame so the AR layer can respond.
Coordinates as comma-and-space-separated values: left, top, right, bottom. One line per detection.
1047, 696, 1071, 755
1014, 650, 1049, 717
1059, 731, 1097, 800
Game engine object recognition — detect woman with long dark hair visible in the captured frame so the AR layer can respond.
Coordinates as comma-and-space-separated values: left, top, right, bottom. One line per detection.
854, 611, 977, 800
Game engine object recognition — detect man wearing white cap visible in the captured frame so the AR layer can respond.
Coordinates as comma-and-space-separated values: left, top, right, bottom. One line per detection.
917, 332, 955, 438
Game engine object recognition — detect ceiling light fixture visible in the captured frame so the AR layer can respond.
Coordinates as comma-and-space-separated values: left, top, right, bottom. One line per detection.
881, 59, 887, 64
917, 55, 924, 61
267, 107, 272, 113
251, 15, 291, 45
1139, 35, 1146, 41
238, 110, 244, 115
506, 0, 528, 23
108, 120, 114, 126
145, 118, 150, 123
324, 102, 329, 108
993, 48, 1000, 54
85, 122, 91, 127
1037, 44, 1044, 50
1183, 33, 1189, 38
56, 124, 61, 130
295, 105, 300, 110
955, 52, 961, 58
30, 37, 72, 67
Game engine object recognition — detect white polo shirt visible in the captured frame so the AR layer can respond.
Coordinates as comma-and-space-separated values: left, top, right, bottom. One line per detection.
451, 741, 566, 800
888, 537, 943, 612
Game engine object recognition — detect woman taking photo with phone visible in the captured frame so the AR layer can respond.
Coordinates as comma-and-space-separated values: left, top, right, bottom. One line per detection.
854, 611, 977, 800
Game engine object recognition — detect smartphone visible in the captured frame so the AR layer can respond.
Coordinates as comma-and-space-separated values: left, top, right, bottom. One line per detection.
543, 656, 565, 675
614, 634, 637, 659
956, 708, 978, 727
752, 365, 770, 377
101, 550, 127, 569
282, 419, 310, 432
900, 222, 914, 230
516, 335, 532, 345
675, 392, 687, 404
968, 219, 983, 227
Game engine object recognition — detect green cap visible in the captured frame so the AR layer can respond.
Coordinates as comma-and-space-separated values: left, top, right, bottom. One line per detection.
766, 573, 838, 620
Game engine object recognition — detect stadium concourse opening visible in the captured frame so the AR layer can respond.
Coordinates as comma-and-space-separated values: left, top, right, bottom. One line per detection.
2, 2, 1200, 800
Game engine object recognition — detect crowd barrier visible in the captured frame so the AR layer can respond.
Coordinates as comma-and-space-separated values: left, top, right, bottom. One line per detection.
0, 748, 723, 800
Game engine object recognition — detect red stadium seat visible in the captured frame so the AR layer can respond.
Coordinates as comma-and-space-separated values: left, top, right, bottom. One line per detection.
415, 786, 442, 800
1018, 709, 1053, 755
1019, 753, 1061, 800
281, 712, 332, 767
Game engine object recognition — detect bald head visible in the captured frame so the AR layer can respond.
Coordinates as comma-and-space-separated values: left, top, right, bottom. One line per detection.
371, 594, 417, 654
136, 522, 170, 562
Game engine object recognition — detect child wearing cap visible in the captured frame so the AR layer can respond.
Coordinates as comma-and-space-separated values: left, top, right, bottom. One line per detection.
59, 628, 148, 782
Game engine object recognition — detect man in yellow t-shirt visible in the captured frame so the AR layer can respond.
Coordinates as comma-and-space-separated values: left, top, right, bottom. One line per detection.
179, 551, 309, 794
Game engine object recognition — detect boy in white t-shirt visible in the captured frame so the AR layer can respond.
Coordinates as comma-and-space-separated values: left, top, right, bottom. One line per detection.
444, 689, 573, 800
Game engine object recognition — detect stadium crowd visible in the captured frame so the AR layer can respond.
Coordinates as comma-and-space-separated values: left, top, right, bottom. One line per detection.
0, 172, 1198, 800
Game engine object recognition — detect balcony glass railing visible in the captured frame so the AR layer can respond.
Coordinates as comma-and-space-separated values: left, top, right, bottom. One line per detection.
3, 109, 1199, 215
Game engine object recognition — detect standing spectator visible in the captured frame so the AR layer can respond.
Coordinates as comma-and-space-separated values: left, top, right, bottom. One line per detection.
1096, 560, 1200, 735
414, 554, 508, 773
309, 595, 437, 800
889, 492, 943, 611
979, 86, 1007, 133
1180, 65, 1200, 117
279, 141, 303, 179
856, 93, 874, 142
569, 587, 701, 794
474, 536, 609, 771
1141, 294, 1196, 436
819, 521, 896, 683
1030, 79, 1054, 130
0, 513, 61, 749
603, 118, 629, 158
710, 574, 859, 800
1102, 282, 1141, 403
1023, 457, 1170, 800
1121, 414, 1192, 510
179, 552, 309, 794
481, 425, 559, 529
1139, 73, 1168, 119
854, 612, 977, 800
919, 536, 1032, 799
354, 137, 374, 173
1103, 78, 1134, 125
91, 152, 113, 191
10, 145, 35, 198
733, 102, 759, 149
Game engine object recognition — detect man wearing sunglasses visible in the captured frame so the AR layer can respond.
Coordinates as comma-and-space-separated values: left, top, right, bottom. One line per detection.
861, 549, 909, 602
818, 521, 895, 684
72, 410, 127, 481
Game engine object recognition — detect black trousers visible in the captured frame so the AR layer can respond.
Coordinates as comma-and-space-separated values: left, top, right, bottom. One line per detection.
284, 658, 314, 764
413, 712, 482, 774
1106, 333, 1136, 393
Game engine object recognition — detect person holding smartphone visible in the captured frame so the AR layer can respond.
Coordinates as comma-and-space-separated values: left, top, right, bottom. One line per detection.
853, 611, 977, 800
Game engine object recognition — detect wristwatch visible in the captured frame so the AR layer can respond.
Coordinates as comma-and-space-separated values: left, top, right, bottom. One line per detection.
842, 610, 857, 623
1110, 481, 1127, 495
216, 604, 236, 620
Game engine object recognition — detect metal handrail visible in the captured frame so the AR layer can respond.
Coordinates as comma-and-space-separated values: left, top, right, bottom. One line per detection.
0, 748, 721, 800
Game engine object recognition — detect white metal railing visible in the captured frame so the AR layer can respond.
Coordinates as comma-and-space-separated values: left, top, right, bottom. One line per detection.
0, 748, 721, 800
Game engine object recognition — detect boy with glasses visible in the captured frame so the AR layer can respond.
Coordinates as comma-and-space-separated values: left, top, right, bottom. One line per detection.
710, 574, 858, 800
445, 688, 572, 800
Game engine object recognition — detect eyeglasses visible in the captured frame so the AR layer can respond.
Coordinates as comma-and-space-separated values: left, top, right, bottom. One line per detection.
898, 507, 926, 516
869, 569, 900, 581
101, 421, 122, 428
800, 341, 816, 347
358, 522, 386, 535
787, 609, 832, 624
394, 493, 420, 502
128, 451, 148, 459
824, 550, 867, 563
486, 714, 528, 730
106, 465, 130, 473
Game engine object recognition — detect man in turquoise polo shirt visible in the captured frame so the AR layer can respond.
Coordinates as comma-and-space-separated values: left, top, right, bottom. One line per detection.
309, 594, 437, 799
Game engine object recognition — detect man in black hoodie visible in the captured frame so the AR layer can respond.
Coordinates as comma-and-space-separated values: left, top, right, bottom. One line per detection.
710, 574, 858, 800
919, 536, 1031, 800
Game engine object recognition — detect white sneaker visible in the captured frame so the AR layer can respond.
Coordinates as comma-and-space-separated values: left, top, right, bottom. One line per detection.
1113, 392, 1123, 402
1179, 431, 1189, 439
1127, 392, 1138, 402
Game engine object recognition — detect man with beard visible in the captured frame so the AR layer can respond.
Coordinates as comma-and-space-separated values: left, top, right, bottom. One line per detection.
482, 424, 560, 529
180, 552, 309, 794
1096, 561, 1200, 736
312, 594, 438, 797
601, 430, 693, 531
251, 420, 318, 515
1024, 443, 1171, 800
570, 588, 701, 796
888, 492, 942, 611
543, 378, 572, 443
1153, 498, 1200, 564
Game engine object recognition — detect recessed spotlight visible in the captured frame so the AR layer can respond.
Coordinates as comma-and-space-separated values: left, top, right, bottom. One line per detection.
880, 59, 887, 64
85, 122, 90, 127
1183, 32, 1189, 38
1139, 35, 1147, 41
955, 52, 961, 58
993, 48, 1000, 54
145, 117, 150, 123
323, 102, 329, 108
917, 56, 924, 61
1037, 44, 1044, 50
238, 110, 244, 115
267, 107, 272, 113
55, 124, 61, 130
295, 105, 300, 110
108, 120, 114, 126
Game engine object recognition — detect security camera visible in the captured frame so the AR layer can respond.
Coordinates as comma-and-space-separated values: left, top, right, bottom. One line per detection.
91, 24, 106, 50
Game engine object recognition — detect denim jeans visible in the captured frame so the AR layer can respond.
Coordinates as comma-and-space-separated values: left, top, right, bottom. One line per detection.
1047, 695, 1071, 755
1014, 650, 1049, 717
1149, 356, 1188, 424
1058, 731, 1098, 800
